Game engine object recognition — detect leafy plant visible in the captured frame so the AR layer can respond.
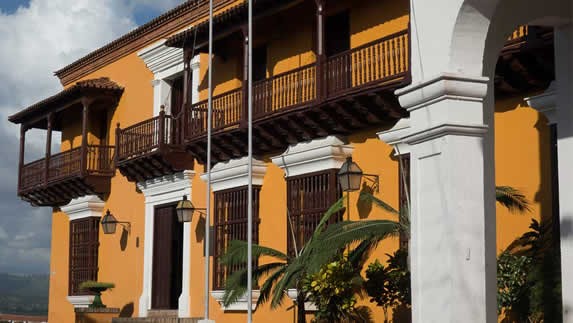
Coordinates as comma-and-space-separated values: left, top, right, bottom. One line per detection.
497, 252, 531, 318
303, 255, 372, 323
79, 281, 115, 308
364, 249, 410, 322
220, 197, 400, 323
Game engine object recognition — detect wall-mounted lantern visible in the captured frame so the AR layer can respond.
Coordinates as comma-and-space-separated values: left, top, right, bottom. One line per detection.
101, 210, 131, 235
176, 195, 205, 223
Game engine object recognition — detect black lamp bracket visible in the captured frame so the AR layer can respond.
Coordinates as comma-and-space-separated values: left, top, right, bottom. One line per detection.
116, 221, 131, 234
362, 174, 380, 193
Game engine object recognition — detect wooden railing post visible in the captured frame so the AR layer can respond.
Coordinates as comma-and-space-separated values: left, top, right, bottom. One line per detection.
158, 105, 166, 150
44, 113, 54, 185
182, 48, 192, 144
115, 123, 121, 164
315, 0, 326, 101
80, 98, 91, 176
18, 125, 27, 191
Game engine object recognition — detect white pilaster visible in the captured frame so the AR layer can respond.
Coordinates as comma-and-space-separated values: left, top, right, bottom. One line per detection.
191, 55, 201, 104
270, 136, 353, 177
152, 79, 171, 116
526, 82, 557, 125
396, 73, 496, 323
554, 24, 573, 323
138, 39, 184, 116
378, 118, 411, 156
137, 171, 195, 318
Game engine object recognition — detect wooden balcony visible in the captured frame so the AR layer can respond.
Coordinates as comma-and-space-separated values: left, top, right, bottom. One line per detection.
184, 29, 410, 164
116, 109, 194, 183
496, 26, 554, 97
19, 145, 115, 207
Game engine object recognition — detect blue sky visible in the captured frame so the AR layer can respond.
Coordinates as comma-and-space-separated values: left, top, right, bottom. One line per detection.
0, 0, 183, 274
0, 0, 174, 25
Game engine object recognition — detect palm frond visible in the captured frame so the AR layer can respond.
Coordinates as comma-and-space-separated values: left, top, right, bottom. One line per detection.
222, 261, 286, 306
270, 260, 306, 308
496, 186, 531, 213
220, 240, 288, 267
257, 266, 287, 306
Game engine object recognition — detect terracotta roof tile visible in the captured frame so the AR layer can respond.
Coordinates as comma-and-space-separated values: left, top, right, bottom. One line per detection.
8, 77, 123, 125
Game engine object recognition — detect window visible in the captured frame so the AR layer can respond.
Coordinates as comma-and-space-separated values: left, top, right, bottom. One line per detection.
398, 154, 410, 249
69, 217, 100, 296
213, 186, 261, 290
286, 170, 342, 257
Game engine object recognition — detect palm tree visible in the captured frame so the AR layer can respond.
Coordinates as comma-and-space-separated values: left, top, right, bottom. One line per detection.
220, 197, 400, 323
221, 185, 529, 323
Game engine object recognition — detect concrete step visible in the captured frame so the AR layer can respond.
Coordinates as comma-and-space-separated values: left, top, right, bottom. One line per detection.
148, 310, 178, 318
112, 317, 203, 323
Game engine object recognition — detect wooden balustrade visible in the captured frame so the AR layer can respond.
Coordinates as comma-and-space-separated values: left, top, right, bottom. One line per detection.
20, 159, 45, 191
116, 112, 175, 161
185, 88, 243, 139
121, 30, 410, 146
326, 30, 409, 96
19, 144, 115, 193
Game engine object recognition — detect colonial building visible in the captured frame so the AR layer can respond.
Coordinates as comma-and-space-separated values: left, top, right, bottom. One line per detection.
7, 0, 566, 322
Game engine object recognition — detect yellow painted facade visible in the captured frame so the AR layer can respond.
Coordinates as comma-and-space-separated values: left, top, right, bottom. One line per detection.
35, 0, 554, 322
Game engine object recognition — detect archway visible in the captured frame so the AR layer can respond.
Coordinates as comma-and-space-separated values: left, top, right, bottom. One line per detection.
392, 0, 572, 322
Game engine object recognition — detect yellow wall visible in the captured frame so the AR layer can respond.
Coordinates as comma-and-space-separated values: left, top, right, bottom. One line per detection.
46, 0, 554, 322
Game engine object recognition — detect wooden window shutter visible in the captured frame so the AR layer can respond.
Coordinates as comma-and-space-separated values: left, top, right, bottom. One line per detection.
69, 217, 100, 296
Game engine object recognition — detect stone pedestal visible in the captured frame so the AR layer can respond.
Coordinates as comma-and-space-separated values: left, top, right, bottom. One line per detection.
75, 307, 120, 323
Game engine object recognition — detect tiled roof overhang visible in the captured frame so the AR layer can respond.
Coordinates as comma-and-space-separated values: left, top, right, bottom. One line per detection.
165, 0, 302, 49
8, 77, 123, 127
53, 0, 235, 86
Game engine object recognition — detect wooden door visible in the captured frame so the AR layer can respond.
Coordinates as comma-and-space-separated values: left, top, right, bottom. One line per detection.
152, 204, 183, 310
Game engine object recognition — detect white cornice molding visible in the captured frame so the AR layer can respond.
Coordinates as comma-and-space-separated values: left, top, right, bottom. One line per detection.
271, 136, 353, 177
378, 118, 411, 155
200, 157, 267, 192
211, 290, 260, 311
138, 39, 184, 80
403, 123, 488, 145
396, 73, 489, 112
525, 81, 557, 125
137, 171, 195, 201
61, 195, 104, 220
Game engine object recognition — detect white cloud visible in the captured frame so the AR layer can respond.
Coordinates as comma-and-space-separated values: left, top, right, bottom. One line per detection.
0, 0, 146, 273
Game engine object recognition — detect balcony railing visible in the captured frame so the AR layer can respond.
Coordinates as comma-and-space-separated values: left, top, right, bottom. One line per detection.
183, 29, 409, 140
19, 145, 115, 192
116, 110, 177, 162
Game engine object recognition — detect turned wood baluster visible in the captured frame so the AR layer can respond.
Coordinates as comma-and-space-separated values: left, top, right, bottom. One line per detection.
44, 112, 54, 185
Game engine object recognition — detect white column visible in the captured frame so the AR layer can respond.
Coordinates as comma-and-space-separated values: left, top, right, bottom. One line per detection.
191, 55, 201, 104
137, 171, 195, 318
554, 24, 573, 323
396, 73, 497, 323
152, 79, 171, 116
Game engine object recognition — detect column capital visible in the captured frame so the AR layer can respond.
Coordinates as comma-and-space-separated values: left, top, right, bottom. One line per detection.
396, 73, 489, 112
377, 118, 411, 155
525, 81, 557, 125
190, 55, 201, 70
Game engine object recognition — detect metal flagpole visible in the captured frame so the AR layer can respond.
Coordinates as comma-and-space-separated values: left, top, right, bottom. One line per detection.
246, 0, 254, 321
204, 0, 214, 320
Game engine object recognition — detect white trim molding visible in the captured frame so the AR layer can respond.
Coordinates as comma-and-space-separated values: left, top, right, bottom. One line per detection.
271, 136, 353, 177
137, 39, 185, 117
200, 157, 267, 192
525, 81, 557, 125
396, 73, 489, 112
211, 290, 260, 311
138, 39, 184, 81
67, 295, 95, 308
137, 171, 195, 318
378, 118, 411, 156
286, 289, 317, 311
61, 195, 105, 221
